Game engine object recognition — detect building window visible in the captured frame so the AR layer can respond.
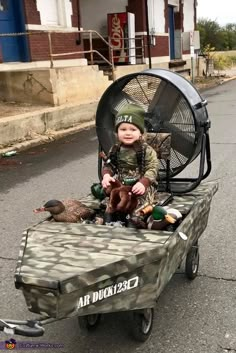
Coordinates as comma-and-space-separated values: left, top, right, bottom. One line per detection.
36, 0, 72, 27
148, 0, 165, 34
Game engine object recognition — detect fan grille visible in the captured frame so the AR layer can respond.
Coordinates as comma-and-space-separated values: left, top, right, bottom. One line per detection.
123, 75, 162, 106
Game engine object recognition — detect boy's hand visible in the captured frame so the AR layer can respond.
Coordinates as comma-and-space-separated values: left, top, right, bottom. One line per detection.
102, 174, 115, 188
132, 182, 145, 195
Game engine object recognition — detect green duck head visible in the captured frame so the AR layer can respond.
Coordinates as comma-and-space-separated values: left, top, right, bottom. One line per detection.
152, 206, 168, 220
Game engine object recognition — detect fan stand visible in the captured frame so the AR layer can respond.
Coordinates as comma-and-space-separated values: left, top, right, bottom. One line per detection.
168, 131, 211, 195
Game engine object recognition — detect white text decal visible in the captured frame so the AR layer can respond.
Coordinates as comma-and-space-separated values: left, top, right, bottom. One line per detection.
77, 276, 139, 309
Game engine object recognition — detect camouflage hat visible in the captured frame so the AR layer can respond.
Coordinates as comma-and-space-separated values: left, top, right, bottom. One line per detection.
115, 104, 145, 133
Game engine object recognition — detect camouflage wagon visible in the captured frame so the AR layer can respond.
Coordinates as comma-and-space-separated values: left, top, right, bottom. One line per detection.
0, 69, 218, 342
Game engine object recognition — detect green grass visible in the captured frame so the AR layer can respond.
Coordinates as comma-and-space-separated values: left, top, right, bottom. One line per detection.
214, 54, 232, 70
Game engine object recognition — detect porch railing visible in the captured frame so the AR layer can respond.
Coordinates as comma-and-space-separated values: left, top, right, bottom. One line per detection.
47, 30, 115, 71
0, 30, 145, 80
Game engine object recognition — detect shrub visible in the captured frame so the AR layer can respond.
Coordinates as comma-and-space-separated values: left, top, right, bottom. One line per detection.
214, 54, 232, 71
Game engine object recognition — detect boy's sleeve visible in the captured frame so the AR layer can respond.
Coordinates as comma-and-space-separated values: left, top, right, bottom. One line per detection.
101, 148, 115, 177
139, 145, 159, 188
102, 163, 114, 177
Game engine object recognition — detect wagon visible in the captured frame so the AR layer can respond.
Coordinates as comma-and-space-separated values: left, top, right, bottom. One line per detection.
0, 69, 218, 342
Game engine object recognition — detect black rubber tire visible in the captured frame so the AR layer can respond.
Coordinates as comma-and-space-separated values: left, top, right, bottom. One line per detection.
185, 244, 200, 280
78, 314, 101, 331
129, 308, 154, 342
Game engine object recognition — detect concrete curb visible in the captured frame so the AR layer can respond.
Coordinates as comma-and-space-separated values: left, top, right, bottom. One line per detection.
0, 101, 98, 154
0, 121, 95, 155
219, 75, 236, 86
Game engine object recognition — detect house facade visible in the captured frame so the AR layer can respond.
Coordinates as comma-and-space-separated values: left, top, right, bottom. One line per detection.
0, 0, 83, 63
0, 0, 198, 69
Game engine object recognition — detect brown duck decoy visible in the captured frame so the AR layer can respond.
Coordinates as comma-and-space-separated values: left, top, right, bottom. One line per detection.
33, 199, 95, 223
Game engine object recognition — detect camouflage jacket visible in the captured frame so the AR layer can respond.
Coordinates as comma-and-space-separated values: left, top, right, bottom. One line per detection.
102, 142, 159, 189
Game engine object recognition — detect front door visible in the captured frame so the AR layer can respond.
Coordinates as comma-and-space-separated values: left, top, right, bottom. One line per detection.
0, 0, 28, 62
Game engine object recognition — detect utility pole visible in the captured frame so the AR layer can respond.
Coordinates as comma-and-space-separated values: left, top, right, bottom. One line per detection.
144, 0, 152, 69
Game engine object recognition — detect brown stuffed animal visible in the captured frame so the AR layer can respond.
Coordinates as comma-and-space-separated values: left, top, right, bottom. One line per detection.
105, 180, 138, 214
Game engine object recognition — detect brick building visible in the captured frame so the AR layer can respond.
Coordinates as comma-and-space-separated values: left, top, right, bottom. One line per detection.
0, 0, 83, 63
0, 0, 198, 68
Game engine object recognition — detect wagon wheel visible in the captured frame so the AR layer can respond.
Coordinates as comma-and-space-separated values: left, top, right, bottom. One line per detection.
78, 314, 101, 331
185, 242, 200, 280
129, 308, 154, 342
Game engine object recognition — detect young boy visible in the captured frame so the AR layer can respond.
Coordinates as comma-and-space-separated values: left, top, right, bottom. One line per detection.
101, 103, 159, 225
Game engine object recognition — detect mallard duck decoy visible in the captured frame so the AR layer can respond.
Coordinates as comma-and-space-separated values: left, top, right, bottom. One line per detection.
33, 199, 95, 223
147, 206, 182, 230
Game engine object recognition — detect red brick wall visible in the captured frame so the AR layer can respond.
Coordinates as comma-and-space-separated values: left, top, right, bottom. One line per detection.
87, 35, 169, 64
28, 32, 49, 61
150, 36, 169, 57
28, 32, 83, 61
181, 2, 184, 32
83, 37, 110, 62
174, 4, 181, 30
22, 0, 83, 61
71, 0, 80, 28
127, 0, 170, 60
23, 0, 41, 24
183, 49, 190, 55
181, 1, 185, 31
127, 0, 146, 32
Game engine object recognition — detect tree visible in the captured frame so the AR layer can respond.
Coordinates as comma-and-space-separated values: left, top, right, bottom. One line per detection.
197, 18, 224, 51
197, 18, 236, 51
223, 23, 236, 50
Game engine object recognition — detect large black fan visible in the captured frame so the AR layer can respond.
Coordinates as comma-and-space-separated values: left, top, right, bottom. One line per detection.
96, 69, 211, 193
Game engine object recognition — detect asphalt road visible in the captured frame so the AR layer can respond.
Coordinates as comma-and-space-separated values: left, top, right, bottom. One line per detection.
0, 80, 236, 353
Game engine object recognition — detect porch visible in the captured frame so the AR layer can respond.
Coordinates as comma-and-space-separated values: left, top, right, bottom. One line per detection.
0, 28, 193, 106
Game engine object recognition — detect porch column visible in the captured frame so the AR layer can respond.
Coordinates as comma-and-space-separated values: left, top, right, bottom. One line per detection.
127, 0, 146, 33
127, 0, 151, 65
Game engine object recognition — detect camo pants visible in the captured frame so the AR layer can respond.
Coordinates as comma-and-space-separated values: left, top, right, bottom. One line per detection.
133, 185, 158, 216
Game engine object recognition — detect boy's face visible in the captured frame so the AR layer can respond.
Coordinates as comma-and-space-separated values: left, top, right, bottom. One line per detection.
117, 123, 142, 145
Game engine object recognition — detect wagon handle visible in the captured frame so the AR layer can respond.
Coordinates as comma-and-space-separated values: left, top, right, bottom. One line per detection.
0, 319, 45, 337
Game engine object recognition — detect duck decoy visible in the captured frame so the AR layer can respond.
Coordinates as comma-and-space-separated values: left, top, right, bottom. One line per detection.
33, 199, 95, 223
147, 206, 182, 230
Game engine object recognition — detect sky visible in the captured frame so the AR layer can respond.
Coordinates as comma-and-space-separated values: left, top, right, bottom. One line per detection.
197, 0, 236, 26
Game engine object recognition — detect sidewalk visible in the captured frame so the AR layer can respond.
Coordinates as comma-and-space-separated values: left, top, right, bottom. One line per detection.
1, 70, 236, 155
0, 101, 97, 154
